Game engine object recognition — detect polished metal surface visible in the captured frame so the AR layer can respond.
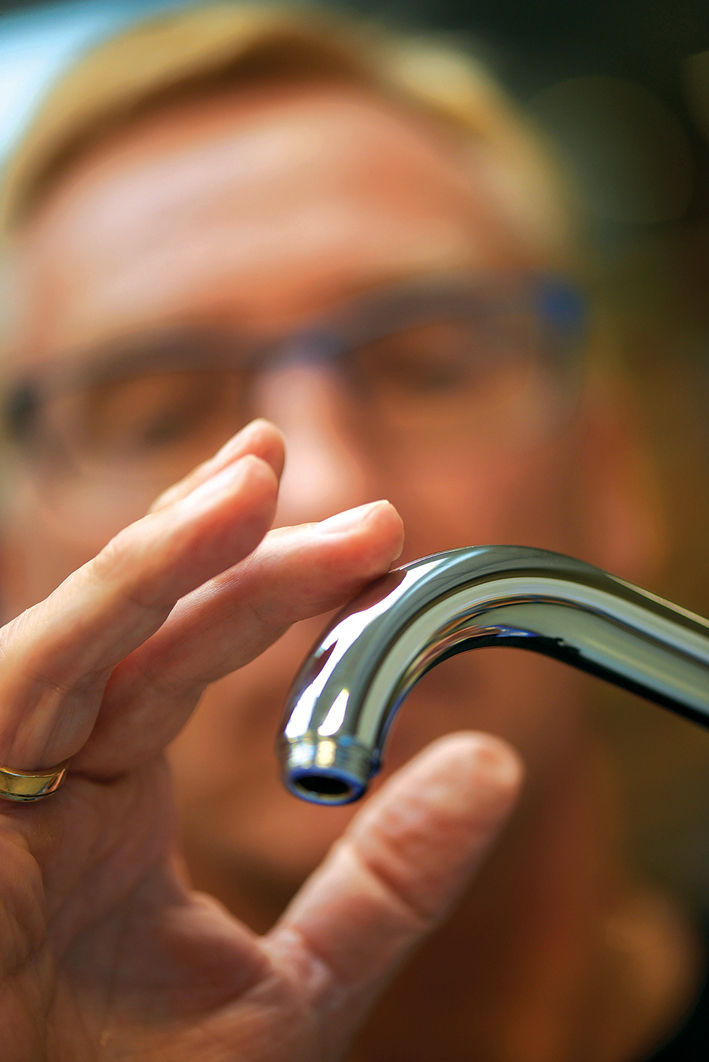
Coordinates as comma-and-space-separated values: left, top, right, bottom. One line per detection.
277, 545, 709, 805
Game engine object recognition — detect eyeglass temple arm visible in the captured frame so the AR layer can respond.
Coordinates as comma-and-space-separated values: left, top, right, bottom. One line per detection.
276, 545, 709, 805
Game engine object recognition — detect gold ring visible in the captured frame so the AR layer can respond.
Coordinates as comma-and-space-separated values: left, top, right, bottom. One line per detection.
0, 760, 69, 802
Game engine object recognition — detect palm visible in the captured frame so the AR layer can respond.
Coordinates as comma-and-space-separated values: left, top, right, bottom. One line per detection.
1, 762, 306, 1058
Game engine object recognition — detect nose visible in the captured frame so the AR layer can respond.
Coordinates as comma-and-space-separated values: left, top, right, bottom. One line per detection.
252, 364, 372, 527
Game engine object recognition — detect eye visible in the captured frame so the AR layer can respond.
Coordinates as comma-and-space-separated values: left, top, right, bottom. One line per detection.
3, 382, 41, 443
71, 371, 243, 455
349, 321, 489, 397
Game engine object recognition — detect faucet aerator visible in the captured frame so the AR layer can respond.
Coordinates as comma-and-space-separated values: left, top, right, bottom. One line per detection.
279, 735, 374, 804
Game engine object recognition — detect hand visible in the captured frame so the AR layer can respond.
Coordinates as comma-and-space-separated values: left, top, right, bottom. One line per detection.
0, 419, 521, 1060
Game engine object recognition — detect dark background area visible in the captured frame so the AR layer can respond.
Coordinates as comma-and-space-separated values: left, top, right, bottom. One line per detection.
4, 0, 707, 84
3, 0, 709, 124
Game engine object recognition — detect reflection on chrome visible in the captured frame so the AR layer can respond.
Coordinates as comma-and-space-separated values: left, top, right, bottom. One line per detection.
277, 546, 709, 805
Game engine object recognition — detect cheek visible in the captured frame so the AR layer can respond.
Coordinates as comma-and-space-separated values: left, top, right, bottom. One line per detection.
384, 647, 584, 773
384, 431, 583, 562
0, 482, 109, 616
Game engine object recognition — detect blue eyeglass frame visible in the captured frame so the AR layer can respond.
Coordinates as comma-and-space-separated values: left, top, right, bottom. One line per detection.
4, 271, 588, 443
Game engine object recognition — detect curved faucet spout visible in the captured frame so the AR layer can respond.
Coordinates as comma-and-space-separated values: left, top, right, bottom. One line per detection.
277, 545, 709, 806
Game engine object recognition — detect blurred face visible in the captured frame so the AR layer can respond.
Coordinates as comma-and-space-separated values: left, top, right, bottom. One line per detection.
2, 83, 595, 899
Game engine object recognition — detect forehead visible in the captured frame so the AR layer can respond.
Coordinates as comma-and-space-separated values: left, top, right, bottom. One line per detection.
10, 83, 546, 358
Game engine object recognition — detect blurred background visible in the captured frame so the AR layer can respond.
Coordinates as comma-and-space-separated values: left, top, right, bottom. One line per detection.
1, 0, 708, 906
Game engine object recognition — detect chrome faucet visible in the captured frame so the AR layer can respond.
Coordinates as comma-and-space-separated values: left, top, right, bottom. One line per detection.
277, 545, 709, 805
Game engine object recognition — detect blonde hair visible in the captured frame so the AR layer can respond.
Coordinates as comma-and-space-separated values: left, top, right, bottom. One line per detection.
0, 2, 576, 261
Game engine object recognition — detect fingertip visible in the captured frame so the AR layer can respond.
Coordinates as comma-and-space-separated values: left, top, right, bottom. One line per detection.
224, 453, 281, 529
317, 500, 404, 575
352, 499, 405, 573
240, 450, 282, 489
345, 731, 523, 922
357, 730, 523, 837
149, 420, 285, 513
207, 419, 285, 480
241, 418, 286, 479
176, 452, 278, 517
422, 731, 524, 797
365, 500, 405, 562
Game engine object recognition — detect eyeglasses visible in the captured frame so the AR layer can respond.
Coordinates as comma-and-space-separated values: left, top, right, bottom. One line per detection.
2, 271, 587, 534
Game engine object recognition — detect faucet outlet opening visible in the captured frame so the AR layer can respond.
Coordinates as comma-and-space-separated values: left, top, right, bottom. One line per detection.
280, 736, 373, 804
294, 774, 353, 800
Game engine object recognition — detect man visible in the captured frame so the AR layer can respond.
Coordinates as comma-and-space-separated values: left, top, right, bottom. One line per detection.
0, 4, 702, 1059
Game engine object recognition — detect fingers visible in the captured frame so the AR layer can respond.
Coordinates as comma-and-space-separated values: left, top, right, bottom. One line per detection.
0, 408, 403, 777
0, 405, 403, 776
265, 733, 522, 1047
0, 448, 280, 772
74, 500, 404, 772
149, 419, 285, 513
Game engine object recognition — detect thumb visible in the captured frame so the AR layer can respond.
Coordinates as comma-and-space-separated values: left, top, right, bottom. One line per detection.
265, 732, 522, 1054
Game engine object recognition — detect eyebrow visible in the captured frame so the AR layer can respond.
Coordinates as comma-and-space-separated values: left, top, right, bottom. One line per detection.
9, 267, 440, 382
10, 324, 247, 399
7, 267, 585, 398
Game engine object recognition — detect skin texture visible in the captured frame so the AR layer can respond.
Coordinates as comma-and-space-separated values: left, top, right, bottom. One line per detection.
0, 83, 697, 1060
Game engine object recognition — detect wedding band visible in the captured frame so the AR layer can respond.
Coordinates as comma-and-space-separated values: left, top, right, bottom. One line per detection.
0, 760, 69, 802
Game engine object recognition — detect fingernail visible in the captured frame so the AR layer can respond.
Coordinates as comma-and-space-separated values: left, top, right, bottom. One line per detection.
211, 419, 263, 465
318, 500, 389, 535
